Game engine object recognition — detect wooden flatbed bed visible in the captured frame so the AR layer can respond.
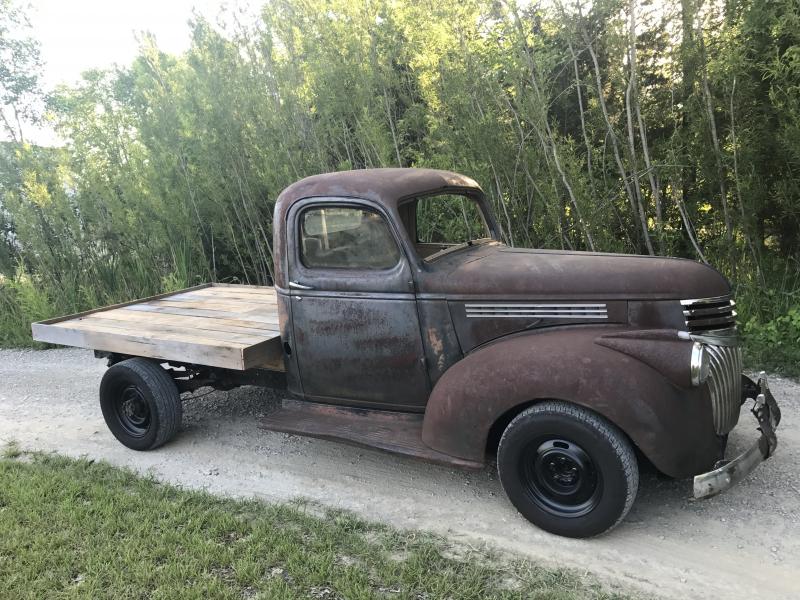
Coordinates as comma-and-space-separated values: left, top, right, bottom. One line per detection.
31, 283, 284, 371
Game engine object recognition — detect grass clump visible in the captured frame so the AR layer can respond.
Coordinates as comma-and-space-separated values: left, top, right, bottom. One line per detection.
1, 440, 21, 459
0, 453, 631, 600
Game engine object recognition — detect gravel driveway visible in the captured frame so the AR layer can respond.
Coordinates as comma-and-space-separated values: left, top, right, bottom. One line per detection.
1, 348, 798, 599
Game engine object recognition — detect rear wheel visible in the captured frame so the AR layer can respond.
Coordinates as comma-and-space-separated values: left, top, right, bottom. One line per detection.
99, 358, 182, 451
497, 401, 638, 538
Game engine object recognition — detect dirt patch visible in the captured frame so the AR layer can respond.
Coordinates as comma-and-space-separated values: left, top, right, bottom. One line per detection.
1, 348, 798, 599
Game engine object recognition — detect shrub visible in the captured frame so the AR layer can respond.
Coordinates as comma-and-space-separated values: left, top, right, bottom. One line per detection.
742, 307, 800, 377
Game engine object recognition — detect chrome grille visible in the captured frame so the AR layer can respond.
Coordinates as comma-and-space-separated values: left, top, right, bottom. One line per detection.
681, 296, 737, 333
702, 340, 743, 434
683, 296, 742, 434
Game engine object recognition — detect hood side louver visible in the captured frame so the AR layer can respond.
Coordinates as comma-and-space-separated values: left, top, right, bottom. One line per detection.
465, 304, 608, 319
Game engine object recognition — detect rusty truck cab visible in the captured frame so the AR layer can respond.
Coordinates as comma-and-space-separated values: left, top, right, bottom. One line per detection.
273, 168, 499, 408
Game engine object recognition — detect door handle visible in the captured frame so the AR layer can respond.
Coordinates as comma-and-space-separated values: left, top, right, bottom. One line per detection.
289, 280, 314, 290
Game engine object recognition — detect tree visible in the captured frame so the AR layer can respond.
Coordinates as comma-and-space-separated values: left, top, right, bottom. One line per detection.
0, 0, 42, 143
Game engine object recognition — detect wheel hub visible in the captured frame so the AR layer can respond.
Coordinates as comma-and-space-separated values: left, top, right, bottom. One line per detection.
544, 454, 580, 487
521, 438, 602, 518
114, 385, 151, 437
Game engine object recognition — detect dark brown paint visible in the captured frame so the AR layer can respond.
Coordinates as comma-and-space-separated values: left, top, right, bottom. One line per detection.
271, 168, 735, 477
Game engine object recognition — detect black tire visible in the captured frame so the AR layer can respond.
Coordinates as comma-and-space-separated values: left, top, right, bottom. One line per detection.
99, 358, 182, 451
497, 401, 638, 538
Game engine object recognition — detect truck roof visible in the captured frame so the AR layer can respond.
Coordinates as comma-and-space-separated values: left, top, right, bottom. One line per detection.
272, 168, 484, 289
274, 168, 483, 212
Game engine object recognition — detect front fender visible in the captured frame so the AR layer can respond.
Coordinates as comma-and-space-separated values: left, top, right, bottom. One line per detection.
421, 326, 722, 478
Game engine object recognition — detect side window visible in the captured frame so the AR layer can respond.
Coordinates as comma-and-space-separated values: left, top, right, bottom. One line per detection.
300, 206, 402, 269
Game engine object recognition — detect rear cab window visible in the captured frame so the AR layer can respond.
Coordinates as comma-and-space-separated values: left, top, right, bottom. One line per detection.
400, 193, 492, 261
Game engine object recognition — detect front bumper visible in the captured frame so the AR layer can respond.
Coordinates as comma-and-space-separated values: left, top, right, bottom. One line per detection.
693, 372, 782, 499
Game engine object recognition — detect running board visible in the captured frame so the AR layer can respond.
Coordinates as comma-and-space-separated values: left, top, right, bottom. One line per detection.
260, 399, 484, 470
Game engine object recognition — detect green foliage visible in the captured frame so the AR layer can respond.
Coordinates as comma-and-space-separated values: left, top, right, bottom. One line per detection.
416, 194, 489, 244
0, 453, 630, 599
743, 307, 800, 376
0, 0, 799, 372
0, 0, 43, 142
0, 266, 53, 347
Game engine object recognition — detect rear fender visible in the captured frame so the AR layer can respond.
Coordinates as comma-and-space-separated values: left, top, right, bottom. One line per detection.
421, 326, 721, 478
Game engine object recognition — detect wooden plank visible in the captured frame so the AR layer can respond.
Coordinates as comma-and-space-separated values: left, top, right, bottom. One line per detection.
145, 299, 276, 313
162, 292, 277, 305
69, 316, 273, 346
76, 313, 279, 342
121, 304, 281, 324
199, 286, 277, 297
31, 282, 285, 370
55, 319, 257, 348
80, 309, 280, 336
242, 337, 285, 371
211, 283, 276, 291
32, 322, 246, 370
32, 283, 213, 326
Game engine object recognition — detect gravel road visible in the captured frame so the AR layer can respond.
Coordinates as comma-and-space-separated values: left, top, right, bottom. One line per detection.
1, 348, 799, 599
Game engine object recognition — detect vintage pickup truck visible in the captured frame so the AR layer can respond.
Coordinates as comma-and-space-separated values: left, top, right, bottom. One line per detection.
32, 168, 781, 538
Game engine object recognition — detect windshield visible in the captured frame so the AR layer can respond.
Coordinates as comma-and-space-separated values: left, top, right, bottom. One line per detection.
415, 193, 490, 246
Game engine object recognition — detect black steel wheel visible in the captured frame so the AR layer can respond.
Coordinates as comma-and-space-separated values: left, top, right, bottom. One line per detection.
497, 401, 638, 538
99, 358, 182, 451
114, 385, 152, 438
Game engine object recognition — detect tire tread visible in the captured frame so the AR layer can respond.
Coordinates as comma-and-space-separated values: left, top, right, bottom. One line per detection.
100, 358, 182, 450
498, 400, 638, 536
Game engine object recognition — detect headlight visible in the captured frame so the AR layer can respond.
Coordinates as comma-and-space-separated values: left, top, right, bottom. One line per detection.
690, 342, 711, 386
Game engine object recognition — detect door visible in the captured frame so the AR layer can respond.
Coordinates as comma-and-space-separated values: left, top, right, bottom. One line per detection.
287, 199, 430, 410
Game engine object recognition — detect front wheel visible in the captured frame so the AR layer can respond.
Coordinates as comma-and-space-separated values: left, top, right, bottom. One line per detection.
497, 401, 638, 538
99, 358, 182, 451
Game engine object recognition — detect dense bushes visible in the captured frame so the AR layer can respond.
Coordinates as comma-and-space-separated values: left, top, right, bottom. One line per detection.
1, 0, 800, 374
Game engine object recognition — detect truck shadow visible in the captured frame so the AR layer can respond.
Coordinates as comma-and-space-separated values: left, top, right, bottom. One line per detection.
180, 385, 712, 528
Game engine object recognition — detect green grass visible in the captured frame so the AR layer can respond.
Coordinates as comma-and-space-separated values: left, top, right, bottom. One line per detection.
0, 452, 630, 600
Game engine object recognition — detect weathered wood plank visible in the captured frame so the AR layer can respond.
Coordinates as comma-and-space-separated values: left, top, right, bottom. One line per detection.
211, 283, 276, 291
242, 337, 285, 371
31, 282, 284, 371
68, 316, 270, 346
146, 299, 276, 313
161, 292, 276, 305
33, 283, 213, 326
79, 309, 280, 336
172, 285, 276, 295
32, 322, 246, 370
121, 304, 281, 324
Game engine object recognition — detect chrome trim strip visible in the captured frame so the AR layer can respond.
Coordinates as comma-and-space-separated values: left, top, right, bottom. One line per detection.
680, 295, 731, 306
681, 296, 736, 333
465, 303, 608, 319
465, 314, 608, 319
682, 302, 736, 316
466, 303, 607, 308
466, 310, 608, 314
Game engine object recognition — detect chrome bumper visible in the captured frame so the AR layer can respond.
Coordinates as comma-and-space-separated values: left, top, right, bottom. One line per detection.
693, 373, 781, 499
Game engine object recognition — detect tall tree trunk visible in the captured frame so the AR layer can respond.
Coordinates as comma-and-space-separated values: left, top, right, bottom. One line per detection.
507, 3, 595, 251
624, 0, 655, 255
567, 41, 598, 204
584, 34, 650, 254
730, 76, 764, 285
699, 31, 735, 274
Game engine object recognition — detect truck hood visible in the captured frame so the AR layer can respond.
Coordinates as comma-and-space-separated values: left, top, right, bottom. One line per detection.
422, 243, 730, 300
